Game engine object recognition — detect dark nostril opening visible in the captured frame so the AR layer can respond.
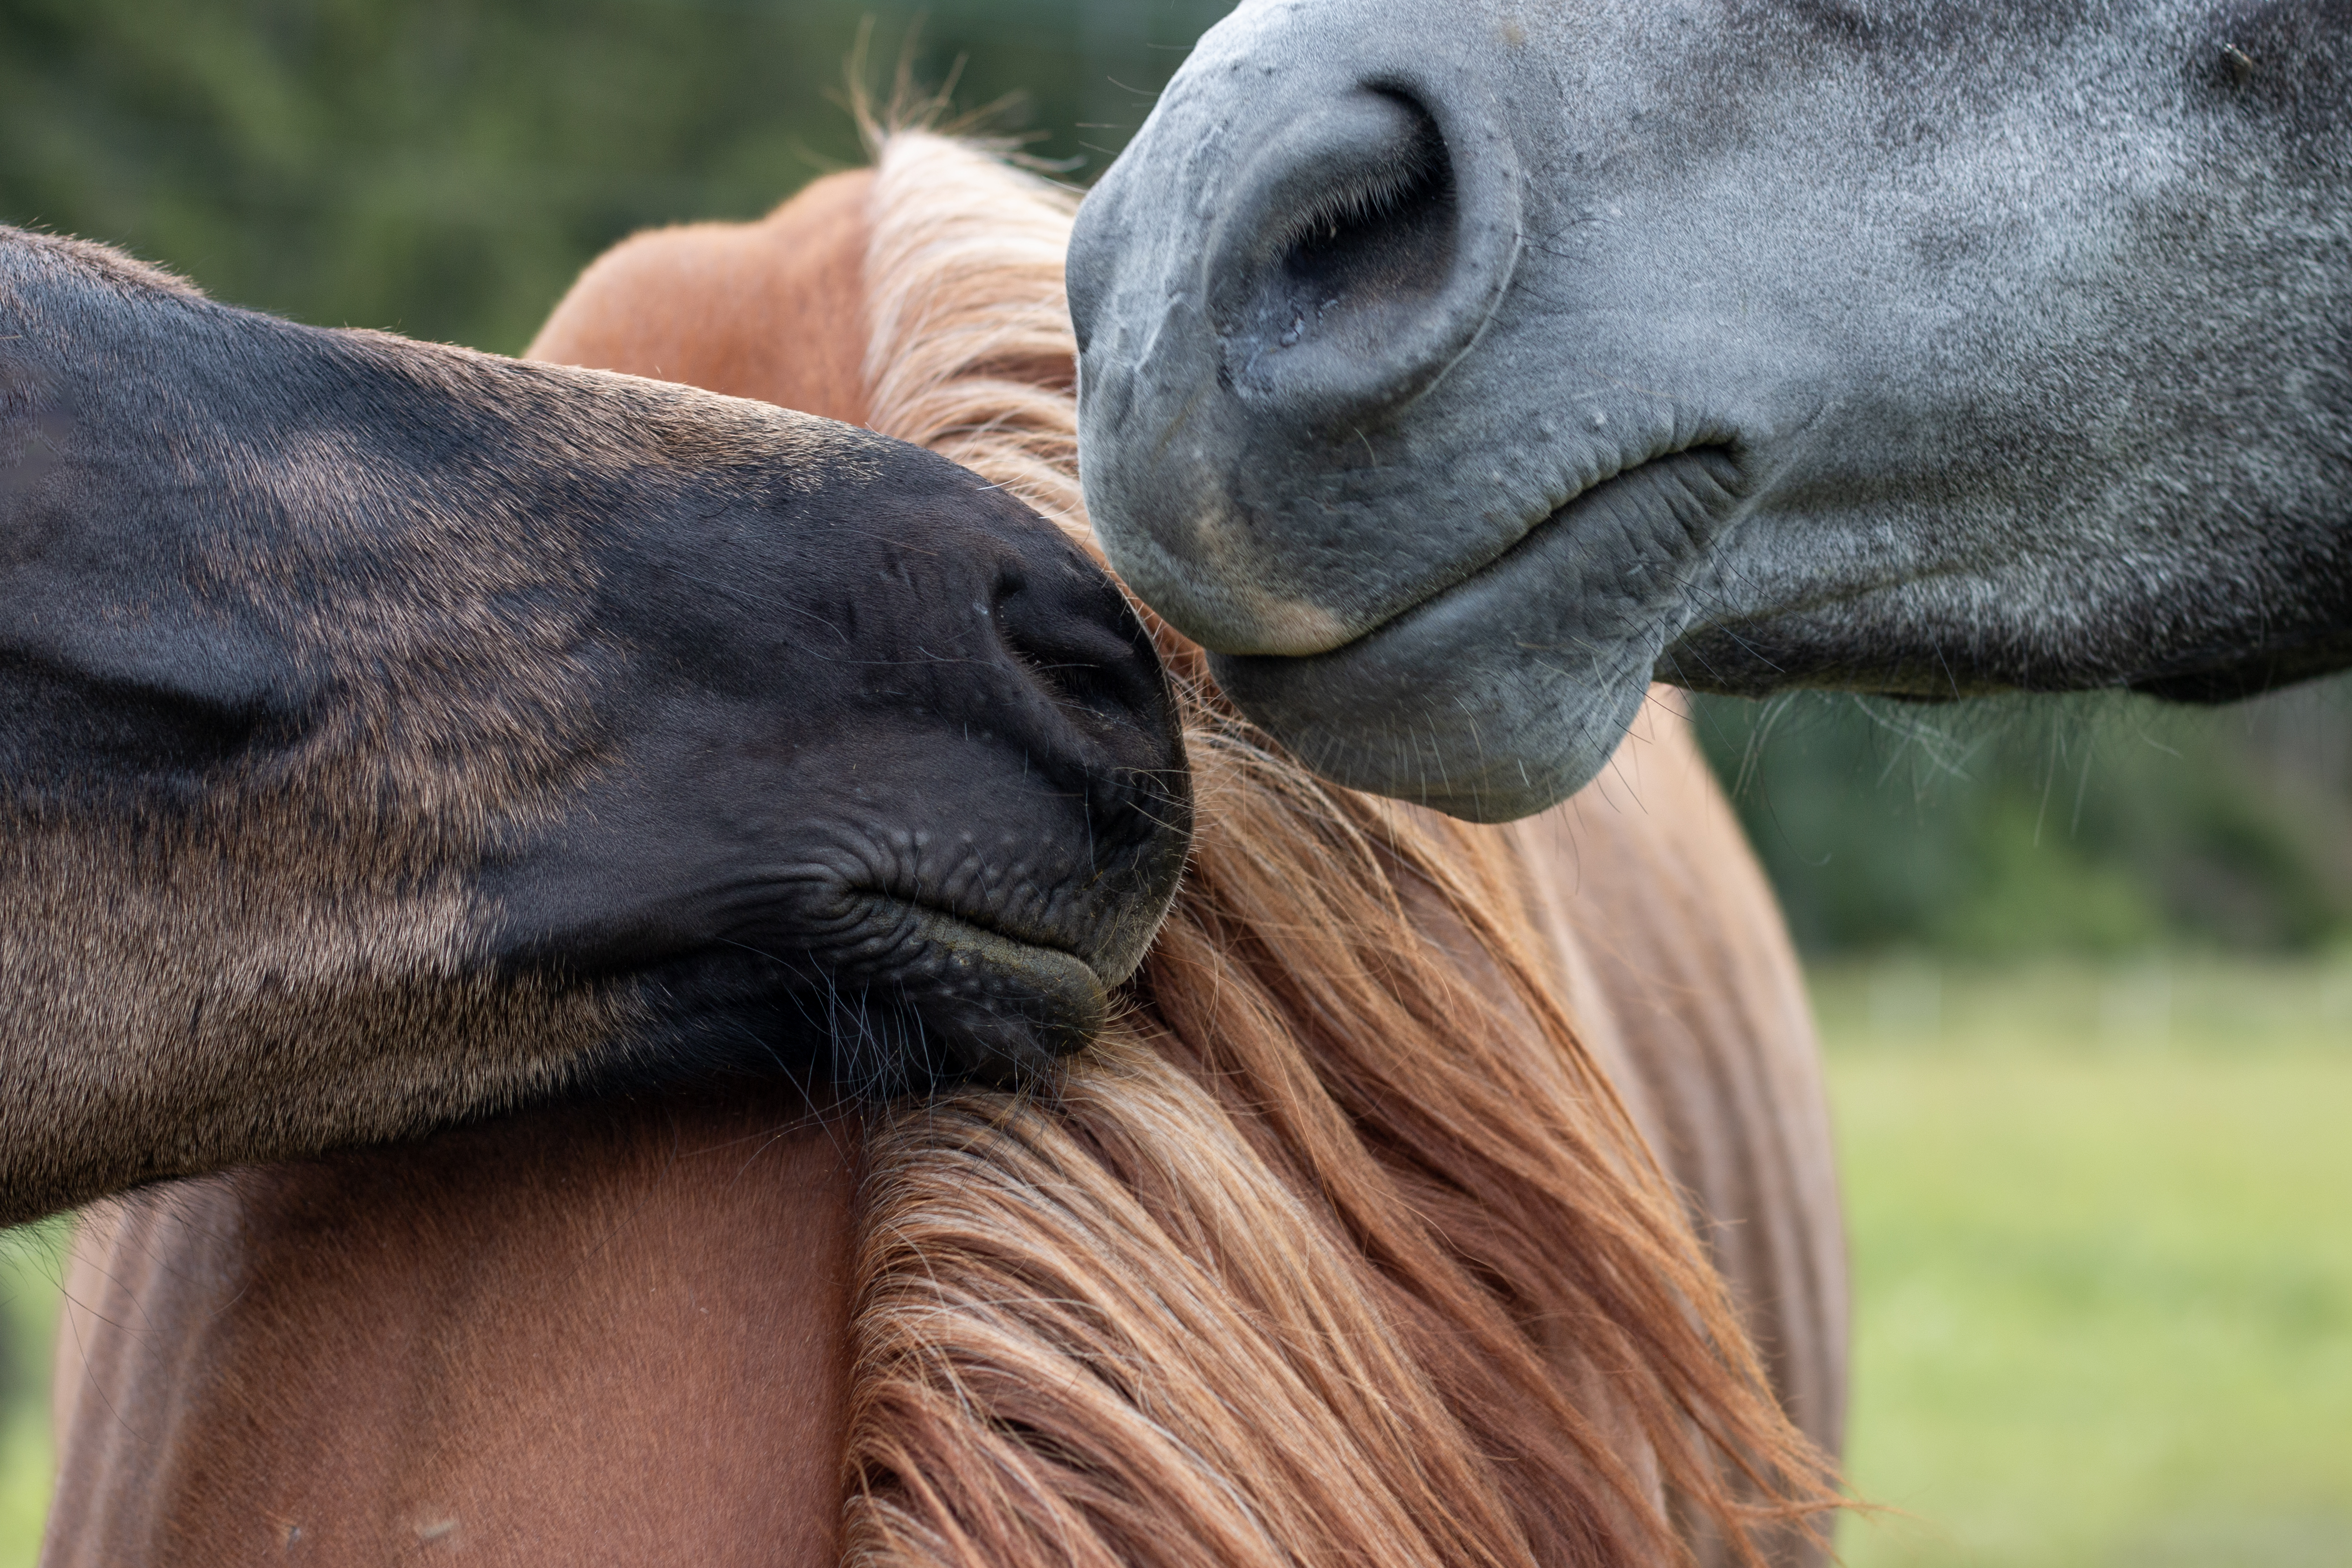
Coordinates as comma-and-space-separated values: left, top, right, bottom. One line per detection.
990, 566, 1161, 737
1274, 91, 1456, 319
1002, 627, 1132, 727
1218, 87, 1463, 404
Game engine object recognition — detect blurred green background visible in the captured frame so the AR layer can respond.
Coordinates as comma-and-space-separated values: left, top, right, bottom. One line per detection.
3, 1, 2347, 1563
0, 0, 1227, 354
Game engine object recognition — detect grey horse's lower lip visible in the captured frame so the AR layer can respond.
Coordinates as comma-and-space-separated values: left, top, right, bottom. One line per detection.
1320, 449, 1728, 660
1205, 447, 1744, 821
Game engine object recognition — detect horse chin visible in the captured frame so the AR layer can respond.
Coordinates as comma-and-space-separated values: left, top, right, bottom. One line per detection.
1213, 636, 1654, 824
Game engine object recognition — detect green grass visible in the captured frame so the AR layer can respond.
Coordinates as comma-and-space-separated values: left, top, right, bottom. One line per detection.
1818, 958, 2352, 1567
1, 961, 2346, 1563
0, 1222, 64, 1568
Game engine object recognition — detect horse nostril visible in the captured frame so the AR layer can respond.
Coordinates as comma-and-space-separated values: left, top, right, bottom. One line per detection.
989, 563, 1165, 741
1271, 92, 1455, 334
1211, 86, 1471, 418
1002, 623, 1130, 727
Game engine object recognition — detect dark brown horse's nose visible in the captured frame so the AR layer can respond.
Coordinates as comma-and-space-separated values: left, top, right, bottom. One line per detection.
972, 515, 1188, 984
986, 527, 1173, 772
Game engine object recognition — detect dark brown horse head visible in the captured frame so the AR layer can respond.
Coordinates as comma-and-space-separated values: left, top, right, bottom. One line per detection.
0, 227, 1190, 1225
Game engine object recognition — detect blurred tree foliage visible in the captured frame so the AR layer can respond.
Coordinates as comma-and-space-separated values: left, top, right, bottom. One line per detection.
5, 0, 2346, 956
1695, 687, 2352, 956
0, 0, 1227, 352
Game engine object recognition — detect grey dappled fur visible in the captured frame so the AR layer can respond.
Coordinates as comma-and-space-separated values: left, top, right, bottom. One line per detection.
1072, 0, 2351, 820
0, 228, 1187, 1225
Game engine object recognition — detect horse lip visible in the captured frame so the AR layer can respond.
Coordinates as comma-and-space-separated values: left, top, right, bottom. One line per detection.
1308, 445, 1729, 662
851, 893, 1112, 1081
1203, 446, 1747, 820
846, 891, 1112, 1018
872, 894, 1099, 979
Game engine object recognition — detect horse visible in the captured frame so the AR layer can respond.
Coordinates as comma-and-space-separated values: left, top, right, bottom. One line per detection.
49, 132, 1844, 1567
0, 224, 1186, 1229
1067, 0, 2352, 818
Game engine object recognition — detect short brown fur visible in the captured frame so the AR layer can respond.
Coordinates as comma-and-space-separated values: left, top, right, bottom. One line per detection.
54, 1090, 855, 1563
530, 168, 876, 427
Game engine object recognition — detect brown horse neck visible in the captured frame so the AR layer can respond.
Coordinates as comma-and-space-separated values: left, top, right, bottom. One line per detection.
53, 1088, 856, 1565
527, 168, 875, 425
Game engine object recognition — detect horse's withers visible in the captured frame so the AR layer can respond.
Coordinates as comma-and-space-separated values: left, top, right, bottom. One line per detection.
0, 228, 1189, 1226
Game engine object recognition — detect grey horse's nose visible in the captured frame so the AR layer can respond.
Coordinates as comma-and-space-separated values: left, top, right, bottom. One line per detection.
1069, 60, 1524, 656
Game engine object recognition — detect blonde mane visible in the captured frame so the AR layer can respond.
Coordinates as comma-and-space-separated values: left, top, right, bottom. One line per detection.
843, 131, 1839, 1567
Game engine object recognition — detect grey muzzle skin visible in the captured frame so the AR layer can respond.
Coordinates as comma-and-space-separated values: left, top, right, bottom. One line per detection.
1071, 0, 2352, 822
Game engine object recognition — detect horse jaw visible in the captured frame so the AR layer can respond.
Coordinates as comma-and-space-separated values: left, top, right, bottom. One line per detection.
1072, 0, 2352, 818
